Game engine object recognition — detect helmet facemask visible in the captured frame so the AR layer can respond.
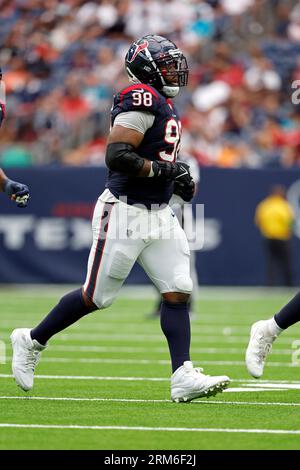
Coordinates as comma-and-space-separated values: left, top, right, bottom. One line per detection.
125, 39, 189, 98
155, 49, 189, 97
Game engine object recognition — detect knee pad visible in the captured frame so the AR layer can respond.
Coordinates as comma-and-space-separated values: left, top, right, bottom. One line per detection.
93, 294, 115, 310
107, 250, 134, 280
174, 274, 193, 294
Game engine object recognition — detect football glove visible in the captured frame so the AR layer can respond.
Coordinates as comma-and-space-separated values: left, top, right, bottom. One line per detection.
4, 179, 30, 208
173, 179, 195, 202
152, 161, 192, 185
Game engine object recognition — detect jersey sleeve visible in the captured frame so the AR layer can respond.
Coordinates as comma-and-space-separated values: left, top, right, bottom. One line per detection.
117, 84, 160, 114
113, 111, 155, 134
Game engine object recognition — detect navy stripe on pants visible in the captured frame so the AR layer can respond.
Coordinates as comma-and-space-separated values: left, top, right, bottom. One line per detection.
85, 202, 114, 300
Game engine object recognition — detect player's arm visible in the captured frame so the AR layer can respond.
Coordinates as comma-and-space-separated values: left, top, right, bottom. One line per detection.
0, 167, 30, 208
106, 124, 151, 177
106, 124, 192, 184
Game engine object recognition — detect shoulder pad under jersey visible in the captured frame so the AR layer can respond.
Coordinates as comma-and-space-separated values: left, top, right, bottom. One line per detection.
115, 84, 161, 114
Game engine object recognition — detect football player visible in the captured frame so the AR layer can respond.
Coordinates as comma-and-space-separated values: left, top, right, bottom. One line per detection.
147, 153, 200, 317
11, 35, 230, 402
0, 68, 30, 208
246, 292, 300, 378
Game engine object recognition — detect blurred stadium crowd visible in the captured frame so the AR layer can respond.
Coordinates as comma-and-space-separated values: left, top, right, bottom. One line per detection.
0, 0, 300, 168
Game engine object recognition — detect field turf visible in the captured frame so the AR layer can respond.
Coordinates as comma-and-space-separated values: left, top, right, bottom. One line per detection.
0, 286, 300, 450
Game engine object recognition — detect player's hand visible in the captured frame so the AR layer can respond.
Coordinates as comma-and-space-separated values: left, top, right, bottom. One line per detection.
173, 179, 195, 202
4, 179, 30, 208
152, 161, 192, 184
174, 162, 193, 185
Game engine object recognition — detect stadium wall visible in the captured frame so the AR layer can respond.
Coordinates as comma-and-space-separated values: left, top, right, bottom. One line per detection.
0, 167, 299, 286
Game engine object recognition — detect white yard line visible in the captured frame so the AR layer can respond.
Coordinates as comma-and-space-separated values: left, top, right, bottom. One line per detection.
0, 374, 300, 392
234, 378, 300, 384
0, 423, 299, 434
2, 330, 299, 344
0, 374, 300, 386
1, 396, 300, 406
0, 322, 263, 329
240, 383, 300, 390
1, 396, 169, 403
12, 323, 297, 334
5, 357, 170, 365
0, 373, 168, 381
3, 333, 240, 342
4, 356, 298, 367
4, 333, 294, 344
57, 335, 300, 345
1, 284, 297, 299
45, 345, 293, 355
53, 345, 166, 353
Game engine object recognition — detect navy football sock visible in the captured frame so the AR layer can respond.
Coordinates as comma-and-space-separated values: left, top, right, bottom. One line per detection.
160, 300, 190, 373
31, 289, 97, 345
274, 292, 300, 330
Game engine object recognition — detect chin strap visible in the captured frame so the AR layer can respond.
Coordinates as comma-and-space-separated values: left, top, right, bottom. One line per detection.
162, 86, 180, 97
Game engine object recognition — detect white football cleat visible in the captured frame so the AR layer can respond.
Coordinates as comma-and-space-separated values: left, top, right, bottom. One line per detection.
245, 320, 277, 378
171, 361, 230, 402
11, 328, 46, 391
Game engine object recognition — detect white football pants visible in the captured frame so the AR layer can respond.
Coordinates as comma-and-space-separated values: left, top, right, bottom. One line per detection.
83, 191, 193, 309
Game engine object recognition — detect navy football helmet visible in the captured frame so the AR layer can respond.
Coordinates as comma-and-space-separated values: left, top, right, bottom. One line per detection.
125, 35, 189, 98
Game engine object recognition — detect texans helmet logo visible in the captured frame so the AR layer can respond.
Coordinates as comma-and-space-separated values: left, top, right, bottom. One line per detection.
127, 40, 149, 63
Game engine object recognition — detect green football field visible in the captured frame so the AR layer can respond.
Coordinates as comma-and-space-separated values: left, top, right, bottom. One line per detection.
1, 286, 300, 450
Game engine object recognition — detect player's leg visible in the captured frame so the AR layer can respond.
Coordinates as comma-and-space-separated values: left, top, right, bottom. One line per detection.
246, 291, 300, 378
138, 211, 230, 402
147, 250, 197, 318
275, 292, 300, 329
11, 200, 143, 391
22, 201, 117, 346
29, 201, 129, 344
10, 286, 96, 391
138, 216, 192, 372
83, 202, 144, 311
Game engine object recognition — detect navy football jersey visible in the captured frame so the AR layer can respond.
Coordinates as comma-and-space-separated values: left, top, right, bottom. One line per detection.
106, 84, 182, 208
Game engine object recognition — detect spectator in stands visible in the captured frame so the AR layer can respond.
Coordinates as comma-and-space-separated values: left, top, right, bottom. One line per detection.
255, 185, 295, 286
1, 0, 300, 168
